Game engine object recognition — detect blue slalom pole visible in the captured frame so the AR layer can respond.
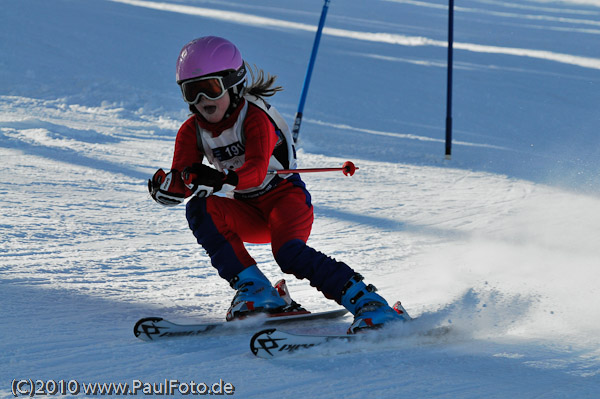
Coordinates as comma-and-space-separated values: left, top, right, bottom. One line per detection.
292, 0, 331, 144
445, 0, 454, 159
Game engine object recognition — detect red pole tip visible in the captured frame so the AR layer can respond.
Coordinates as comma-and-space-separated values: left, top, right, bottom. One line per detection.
342, 161, 358, 176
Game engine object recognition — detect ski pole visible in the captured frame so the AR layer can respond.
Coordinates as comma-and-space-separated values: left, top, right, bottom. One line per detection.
267, 161, 358, 176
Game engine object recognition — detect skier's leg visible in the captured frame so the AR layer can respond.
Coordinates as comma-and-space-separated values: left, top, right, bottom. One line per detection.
276, 239, 410, 332
268, 183, 410, 332
186, 195, 266, 281
186, 196, 286, 319
265, 181, 355, 299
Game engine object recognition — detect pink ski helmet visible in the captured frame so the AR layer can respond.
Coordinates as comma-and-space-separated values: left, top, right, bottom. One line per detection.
176, 36, 245, 83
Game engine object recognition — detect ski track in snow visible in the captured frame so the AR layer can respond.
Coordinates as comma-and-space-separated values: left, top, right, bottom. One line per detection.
2, 0, 600, 398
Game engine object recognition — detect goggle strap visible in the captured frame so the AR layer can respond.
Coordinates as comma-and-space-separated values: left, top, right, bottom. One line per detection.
221, 63, 247, 90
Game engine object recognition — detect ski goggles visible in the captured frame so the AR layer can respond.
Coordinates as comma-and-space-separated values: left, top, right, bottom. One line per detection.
179, 64, 246, 104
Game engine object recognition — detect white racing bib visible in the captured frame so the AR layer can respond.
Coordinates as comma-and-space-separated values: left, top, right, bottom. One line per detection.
195, 95, 297, 197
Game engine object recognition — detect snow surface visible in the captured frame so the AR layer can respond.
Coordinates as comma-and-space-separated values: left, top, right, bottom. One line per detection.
1, 0, 600, 397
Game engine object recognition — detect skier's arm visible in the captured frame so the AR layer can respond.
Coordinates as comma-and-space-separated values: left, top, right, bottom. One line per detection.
149, 118, 203, 206
234, 105, 278, 190
171, 118, 205, 176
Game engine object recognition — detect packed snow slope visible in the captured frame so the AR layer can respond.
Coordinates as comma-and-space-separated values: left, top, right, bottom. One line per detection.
1, 0, 599, 398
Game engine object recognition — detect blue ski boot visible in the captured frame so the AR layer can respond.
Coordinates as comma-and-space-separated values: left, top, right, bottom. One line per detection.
226, 265, 288, 321
341, 273, 411, 334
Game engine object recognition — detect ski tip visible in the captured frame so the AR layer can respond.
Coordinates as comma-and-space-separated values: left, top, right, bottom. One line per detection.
133, 317, 164, 340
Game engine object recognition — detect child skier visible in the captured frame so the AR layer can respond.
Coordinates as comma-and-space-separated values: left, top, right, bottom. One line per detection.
148, 36, 409, 333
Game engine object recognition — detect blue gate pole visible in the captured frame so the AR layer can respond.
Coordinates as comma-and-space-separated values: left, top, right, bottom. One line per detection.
445, 0, 454, 159
292, 0, 331, 144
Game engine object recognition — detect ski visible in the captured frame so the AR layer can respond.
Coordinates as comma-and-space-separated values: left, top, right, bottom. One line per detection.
134, 279, 349, 341
134, 308, 348, 341
250, 328, 356, 358
250, 325, 453, 358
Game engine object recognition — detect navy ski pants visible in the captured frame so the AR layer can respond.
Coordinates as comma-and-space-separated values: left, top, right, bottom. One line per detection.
185, 179, 354, 302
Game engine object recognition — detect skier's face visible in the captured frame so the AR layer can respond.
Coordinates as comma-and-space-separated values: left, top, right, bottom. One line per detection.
194, 91, 230, 123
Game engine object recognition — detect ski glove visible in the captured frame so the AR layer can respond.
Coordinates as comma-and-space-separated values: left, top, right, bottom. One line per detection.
148, 169, 186, 206
182, 163, 238, 198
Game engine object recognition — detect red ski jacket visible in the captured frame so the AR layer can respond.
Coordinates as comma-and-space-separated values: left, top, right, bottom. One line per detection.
170, 99, 278, 196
